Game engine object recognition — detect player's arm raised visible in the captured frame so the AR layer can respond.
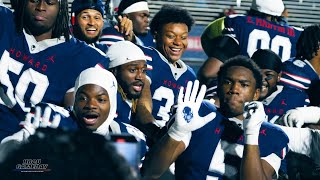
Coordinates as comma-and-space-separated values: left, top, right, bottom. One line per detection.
141, 80, 216, 178
132, 79, 160, 140
241, 101, 276, 180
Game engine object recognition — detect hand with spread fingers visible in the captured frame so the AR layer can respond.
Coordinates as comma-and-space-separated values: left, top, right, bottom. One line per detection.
168, 80, 216, 147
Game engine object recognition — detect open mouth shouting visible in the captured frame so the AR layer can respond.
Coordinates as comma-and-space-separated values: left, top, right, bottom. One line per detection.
81, 112, 99, 125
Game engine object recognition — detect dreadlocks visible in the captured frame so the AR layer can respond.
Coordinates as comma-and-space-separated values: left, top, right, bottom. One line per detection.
296, 24, 320, 60
11, 0, 70, 41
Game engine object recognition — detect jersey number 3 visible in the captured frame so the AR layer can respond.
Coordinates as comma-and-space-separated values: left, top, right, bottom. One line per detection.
152, 86, 175, 127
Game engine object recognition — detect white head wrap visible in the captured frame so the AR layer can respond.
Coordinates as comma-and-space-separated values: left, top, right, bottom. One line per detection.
74, 67, 118, 135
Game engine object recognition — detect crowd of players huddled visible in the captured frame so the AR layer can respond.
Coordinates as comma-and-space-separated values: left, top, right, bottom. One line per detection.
0, 0, 320, 179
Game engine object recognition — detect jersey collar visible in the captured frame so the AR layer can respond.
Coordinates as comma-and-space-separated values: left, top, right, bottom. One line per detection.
24, 29, 65, 54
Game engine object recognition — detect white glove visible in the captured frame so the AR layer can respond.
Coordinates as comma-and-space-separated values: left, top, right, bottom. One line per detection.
283, 106, 320, 127
243, 101, 267, 145
1, 105, 61, 144
168, 80, 217, 148
20, 106, 61, 134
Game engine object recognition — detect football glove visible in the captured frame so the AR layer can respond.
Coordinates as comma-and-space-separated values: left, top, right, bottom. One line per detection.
243, 101, 267, 145
283, 106, 320, 127
168, 80, 216, 148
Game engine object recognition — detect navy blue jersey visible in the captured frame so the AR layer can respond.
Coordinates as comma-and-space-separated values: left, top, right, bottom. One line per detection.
175, 101, 289, 180
204, 78, 218, 100
0, 7, 110, 123
0, 104, 22, 141
280, 58, 319, 91
0, 34, 109, 116
0, 5, 15, 53
0, 4, 14, 34
262, 85, 309, 123
223, 15, 302, 61
139, 46, 196, 127
93, 42, 109, 53
136, 31, 155, 47
115, 92, 132, 124
99, 27, 155, 47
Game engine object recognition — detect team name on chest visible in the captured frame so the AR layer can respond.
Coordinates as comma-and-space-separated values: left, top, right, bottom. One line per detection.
8, 48, 56, 72
162, 79, 191, 90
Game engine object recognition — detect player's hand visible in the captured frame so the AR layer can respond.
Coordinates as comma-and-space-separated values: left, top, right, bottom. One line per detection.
283, 106, 320, 127
243, 101, 267, 145
168, 80, 216, 147
20, 105, 61, 136
115, 15, 134, 41
1, 104, 62, 144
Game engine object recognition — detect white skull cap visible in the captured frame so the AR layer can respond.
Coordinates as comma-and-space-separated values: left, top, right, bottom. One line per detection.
107, 41, 146, 69
74, 67, 117, 96
74, 67, 118, 135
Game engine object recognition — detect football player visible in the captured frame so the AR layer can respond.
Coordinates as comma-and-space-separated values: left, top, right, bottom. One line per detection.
251, 49, 309, 178
1, 67, 147, 167
280, 24, 320, 106
142, 56, 289, 179
99, 0, 155, 47
2, 67, 146, 145
133, 5, 197, 144
71, 0, 134, 52
251, 49, 308, 122
107, 41, 147, 124
0, 0, 109, 141
199, 0, 303, 97
276, 24, 320, 179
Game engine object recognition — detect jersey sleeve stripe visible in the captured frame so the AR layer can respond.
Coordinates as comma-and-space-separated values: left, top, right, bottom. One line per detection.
279, 78, 308, 89
281, 71, 311, 84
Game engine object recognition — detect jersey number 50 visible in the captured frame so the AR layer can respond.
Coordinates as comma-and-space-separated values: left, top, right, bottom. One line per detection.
0, 51, 49, 112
